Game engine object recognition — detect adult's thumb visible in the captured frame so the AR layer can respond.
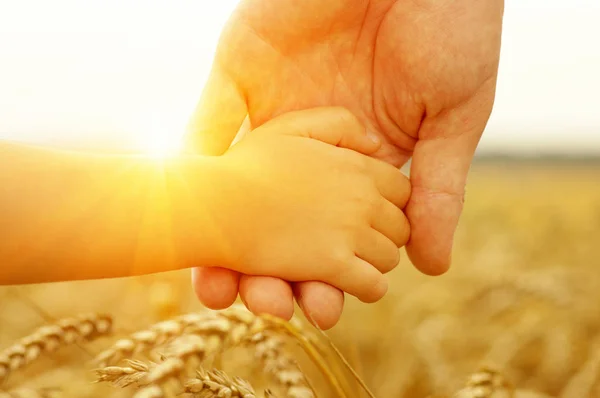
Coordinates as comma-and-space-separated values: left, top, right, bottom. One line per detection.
406, 84, 496, 275
185, 64, 248, 155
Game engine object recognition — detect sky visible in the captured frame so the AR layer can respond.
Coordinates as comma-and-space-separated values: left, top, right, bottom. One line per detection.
0, 0, 598, 156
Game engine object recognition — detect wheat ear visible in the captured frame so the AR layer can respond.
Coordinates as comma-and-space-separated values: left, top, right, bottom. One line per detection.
0, 313, 112, 383
453, 367, 514, 398
184, 367, 258, 397
0, 388, 60, 398
94, 305, 258, 367
96, 358, 261, 398
256, 314, 345, 398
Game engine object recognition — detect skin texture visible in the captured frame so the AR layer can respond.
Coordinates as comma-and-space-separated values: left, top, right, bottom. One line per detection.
186, 0, 504, 329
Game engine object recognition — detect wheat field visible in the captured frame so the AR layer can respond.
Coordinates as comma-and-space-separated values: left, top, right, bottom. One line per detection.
1, 160, 599, 398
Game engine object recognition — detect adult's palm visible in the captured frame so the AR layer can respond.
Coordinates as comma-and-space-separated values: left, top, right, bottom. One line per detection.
186, 0, 504, 329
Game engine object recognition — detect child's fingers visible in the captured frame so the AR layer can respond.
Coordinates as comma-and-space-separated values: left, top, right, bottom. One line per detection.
364, 158, 412, 209
371, 198, 411, 248
355, 229, 400, 274
185, 65, 248, 155
258, 107, 381, 155
323, 257, 388, 304
191, 267, 240, 310
293, 281, 345, 330
239, 275, 295, 320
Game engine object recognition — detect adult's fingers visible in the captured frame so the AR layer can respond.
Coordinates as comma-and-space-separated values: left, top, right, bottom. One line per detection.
238, 275, 295, 321
185, 65, 248, 155
406, 80, 497, 275
191, 267, 240, 310
258, 107, 381, 155
293, 281, 345, 330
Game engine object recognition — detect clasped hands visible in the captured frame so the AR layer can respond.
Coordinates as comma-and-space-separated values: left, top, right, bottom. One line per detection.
184, 0, 504, 329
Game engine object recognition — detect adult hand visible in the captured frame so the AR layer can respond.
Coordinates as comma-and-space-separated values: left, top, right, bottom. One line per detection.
185, 0, 504, 329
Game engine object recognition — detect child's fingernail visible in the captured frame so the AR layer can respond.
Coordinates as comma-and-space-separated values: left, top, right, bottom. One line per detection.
367, 130, 381, 145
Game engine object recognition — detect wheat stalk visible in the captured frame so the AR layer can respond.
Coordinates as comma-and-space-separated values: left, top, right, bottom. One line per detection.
560, 335, 600, 398
414, 315, 456, 395
0, 313, 112, 383
248, 331, 315, 398
256, 314, 345, 398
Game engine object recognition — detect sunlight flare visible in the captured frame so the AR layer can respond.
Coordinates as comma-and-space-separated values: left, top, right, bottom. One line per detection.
142, 133, 183, 159
137, 114, 186, 158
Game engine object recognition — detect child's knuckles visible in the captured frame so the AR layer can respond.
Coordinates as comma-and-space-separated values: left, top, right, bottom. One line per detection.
351, 188, 382, 221
343, 192, 368, 214
368, 192, 384, 216
322, 248, 354, 282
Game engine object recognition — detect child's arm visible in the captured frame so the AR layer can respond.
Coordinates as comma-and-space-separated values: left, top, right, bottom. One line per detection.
0, 107, 411, 303
0, 141, 227, 283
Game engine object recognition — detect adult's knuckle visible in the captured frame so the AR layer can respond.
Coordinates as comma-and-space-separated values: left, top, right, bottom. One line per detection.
410, 184, 466, 205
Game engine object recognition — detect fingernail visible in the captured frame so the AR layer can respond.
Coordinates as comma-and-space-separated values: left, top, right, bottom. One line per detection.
367, 129, 381, 145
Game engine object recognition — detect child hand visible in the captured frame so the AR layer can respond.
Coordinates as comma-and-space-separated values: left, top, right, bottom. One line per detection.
204, 107, 410, 303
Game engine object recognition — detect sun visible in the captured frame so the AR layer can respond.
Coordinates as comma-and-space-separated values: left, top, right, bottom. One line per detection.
142, 132, 184, 159
137, 114, 186, 159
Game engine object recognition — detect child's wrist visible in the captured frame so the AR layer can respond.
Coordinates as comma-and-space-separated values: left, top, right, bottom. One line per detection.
162, 154, 236, 270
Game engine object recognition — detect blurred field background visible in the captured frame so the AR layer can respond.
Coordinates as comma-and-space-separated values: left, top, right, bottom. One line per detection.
1, 0, 600, 396
1, 158, 599, 397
